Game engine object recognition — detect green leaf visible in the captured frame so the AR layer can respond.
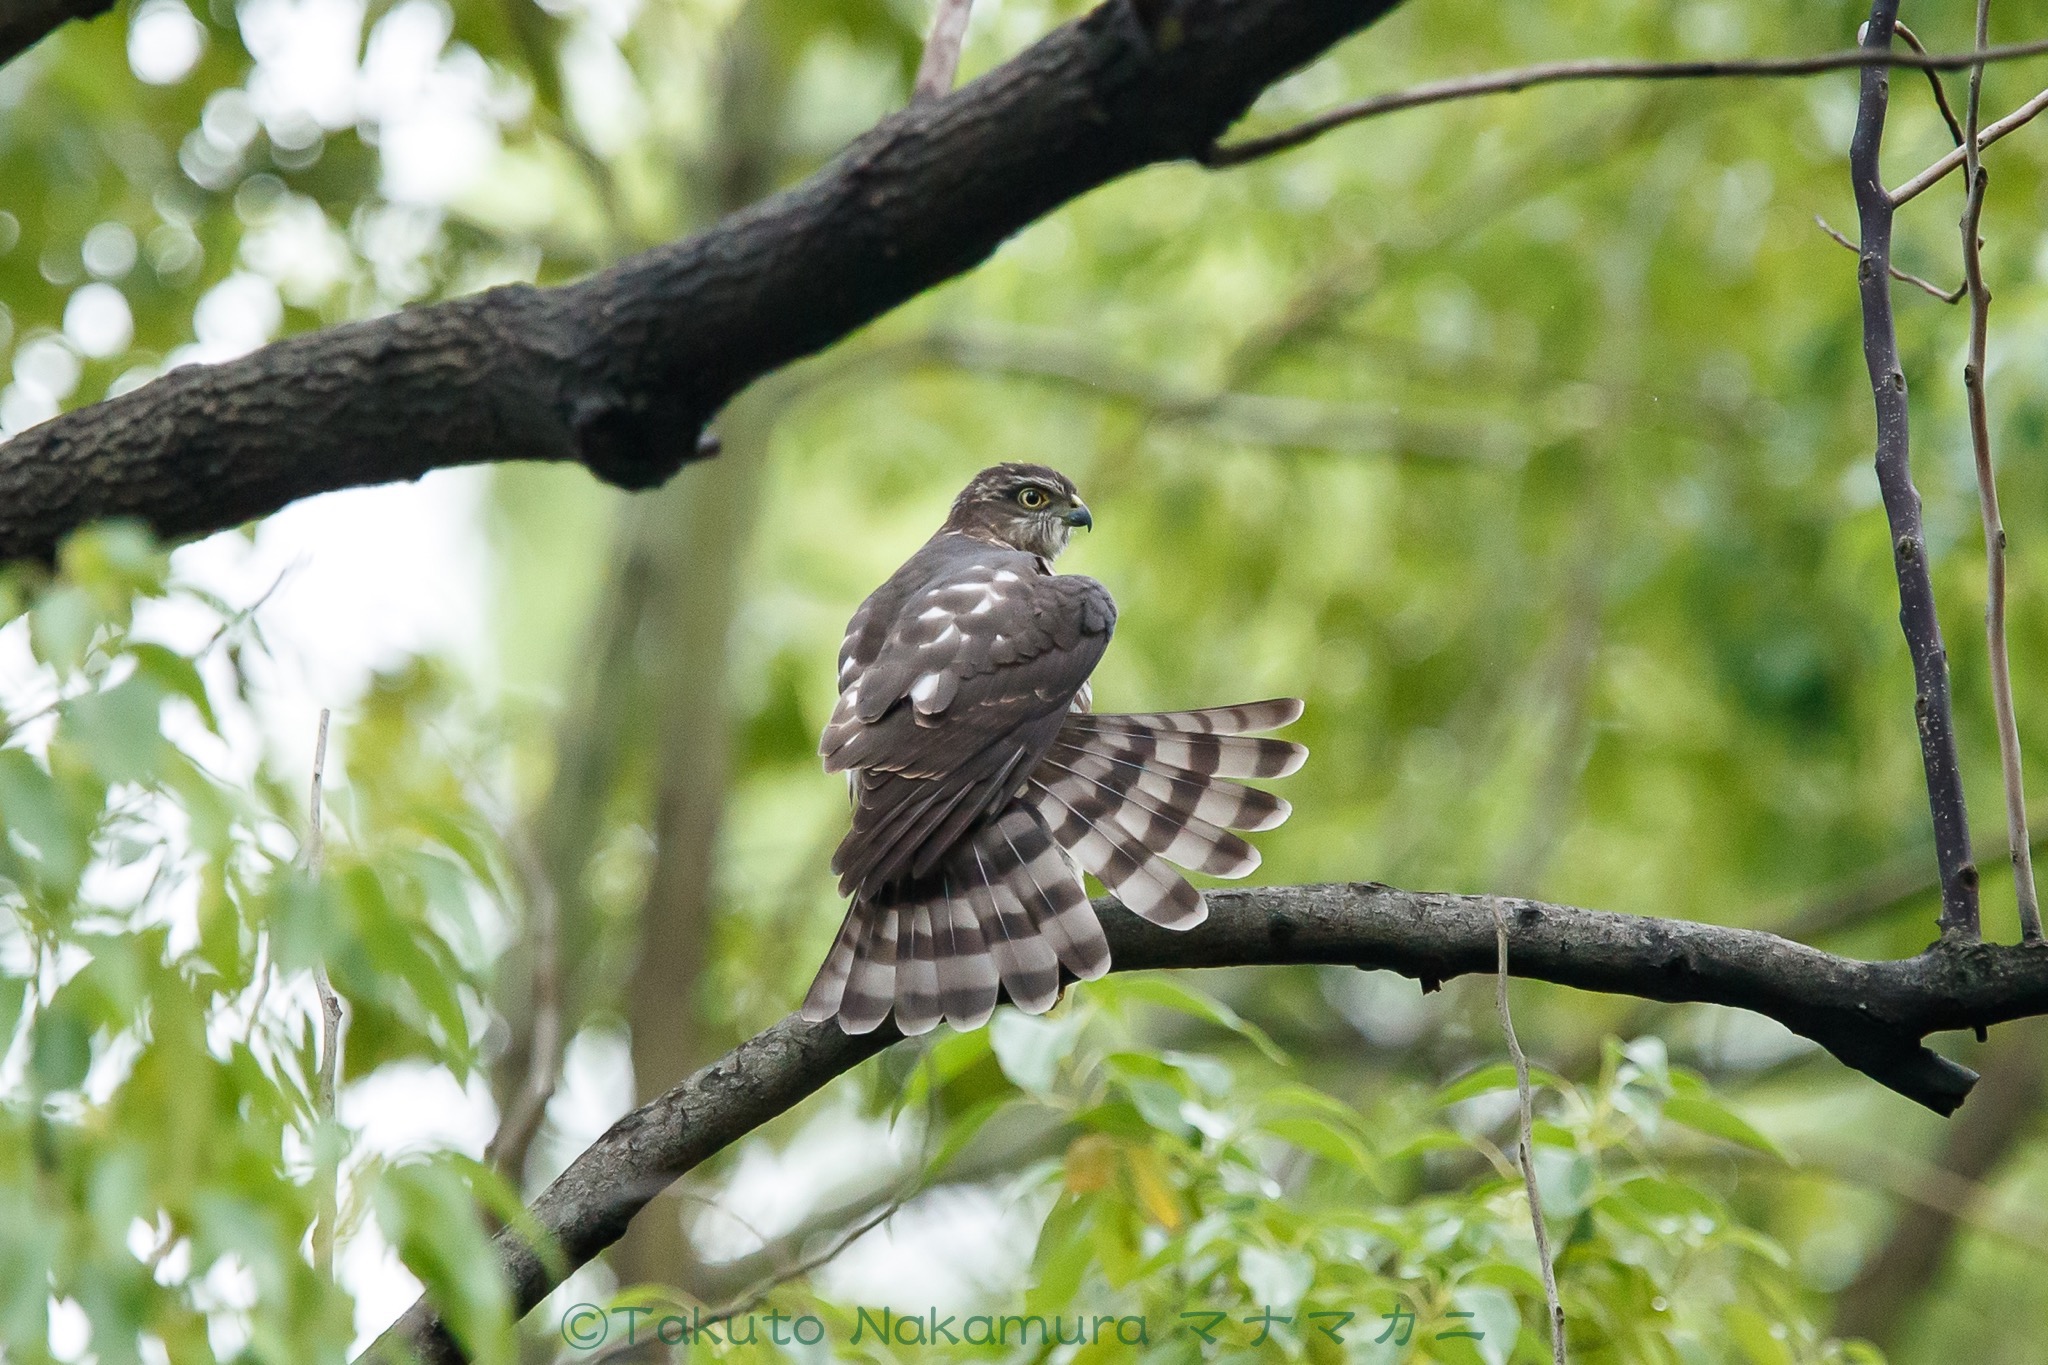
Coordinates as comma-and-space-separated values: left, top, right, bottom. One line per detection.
1239, 1245, 1314, 1316
1435, 1061, 1566, 1107
374, 1160, 516, 1365
31, 1002, 93, 1092
29, 583, 101, 673
129, 643, 219, 733
1662, 1093, 1785, 1160
990, 1009, 1085, 1097
1100, 975, 1289, 1065
1262, 1113, 1375, 1173
61, 673, 167, 784
1450, 1284, 1521, 1365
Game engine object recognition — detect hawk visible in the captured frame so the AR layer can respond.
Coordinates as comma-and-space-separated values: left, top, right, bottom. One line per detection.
802, 464, 1305, 1035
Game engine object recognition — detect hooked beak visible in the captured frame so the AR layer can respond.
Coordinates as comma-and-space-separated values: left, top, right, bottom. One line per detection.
1064, 503, 1093, 530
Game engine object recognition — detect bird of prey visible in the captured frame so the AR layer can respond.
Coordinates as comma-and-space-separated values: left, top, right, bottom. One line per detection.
802, 463, 1305, 1035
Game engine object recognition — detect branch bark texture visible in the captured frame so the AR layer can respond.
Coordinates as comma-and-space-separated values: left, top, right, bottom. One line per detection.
1851, 2, 1980, 939
0, 0, 111, 69
365, 881, 2048, 1364
0, 0, 1403, 563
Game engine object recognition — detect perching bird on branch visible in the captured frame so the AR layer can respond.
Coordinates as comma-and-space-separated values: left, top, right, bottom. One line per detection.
802, 463, 1305, 1035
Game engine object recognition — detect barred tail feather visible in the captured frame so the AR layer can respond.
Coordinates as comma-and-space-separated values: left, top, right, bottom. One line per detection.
1061, 726, 1306, 780
1066, 698, 1304, 736
1033, 754, 1259, 877
809, 701, 1305, 1034
1046, 740, 1291, 832
837, 907, 899, 1035
1028, 780, 1207, 929
968, 841, 1062, 1014
895, 902, 943, 1036
935, 871, 1000, 1029
800, 906, 866, 1023
992, 806, 1110, 980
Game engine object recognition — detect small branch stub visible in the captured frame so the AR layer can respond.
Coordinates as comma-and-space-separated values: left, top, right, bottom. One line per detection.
913, 0, 976, 102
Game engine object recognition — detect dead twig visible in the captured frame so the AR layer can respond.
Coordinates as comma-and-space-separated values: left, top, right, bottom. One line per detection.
1893, 84, 2048, 206
1203, 35, 2048, 166
486, 828, 565, 1180
1814, 216, 1965, 302
1489, 899, 1565, 1363
1957, 0, 2043, 942
1893, 21, 1966, 145
308, 708, 344, 1281
912, 0, 975, 102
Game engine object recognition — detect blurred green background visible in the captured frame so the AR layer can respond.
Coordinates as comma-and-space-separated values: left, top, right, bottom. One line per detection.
5, 0, 2048, 1360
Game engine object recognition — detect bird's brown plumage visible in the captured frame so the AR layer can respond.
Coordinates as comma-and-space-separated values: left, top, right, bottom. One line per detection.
802, 464, 1305, 1034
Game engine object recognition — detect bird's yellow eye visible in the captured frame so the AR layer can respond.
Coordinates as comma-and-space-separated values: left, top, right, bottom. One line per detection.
1017, 487, 1049, 509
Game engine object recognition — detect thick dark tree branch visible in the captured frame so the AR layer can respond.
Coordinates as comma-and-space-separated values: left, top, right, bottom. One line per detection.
0, 0, 1405, 563
0, 0, 112, 69
1852, 2, 1980, 940
365, 881, 2048, 1364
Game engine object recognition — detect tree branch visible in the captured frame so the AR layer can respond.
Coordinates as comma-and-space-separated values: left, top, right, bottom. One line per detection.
0, 0, 112, 69
1832, 1018, 2048, 1348
307, 709, 344, 1283
1813, 215, 1963, 303
913, 0, 976, 102
364, 880, 2048, 1363
484, 828, 563, 1183
827, 328, 1520, 460
1202, 35, 2048, 166
1851, 2, 1980, 940
1890, 21, 1965, 146
0, 0, 1406, 564
1957, 0, 2043, 942
1891, 83, 2048, 206
1488, 899, 1565, 1363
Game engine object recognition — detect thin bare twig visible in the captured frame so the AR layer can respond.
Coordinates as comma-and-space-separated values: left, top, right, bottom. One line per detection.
1958, 1, 2043, 942
703, 1197, 904, 1330
1203, 35, 2048, 166
912, 0, 975, 102
687, 1047, 939, 1338
1893, 85, 2048, 206
486, 829, 565, 1179
1814, 216, 1965, 302
1893, 21, 1966, 145
308, 709, 344, 1280
1851, 2, 1980, 940
1490, 899, 1564, 1363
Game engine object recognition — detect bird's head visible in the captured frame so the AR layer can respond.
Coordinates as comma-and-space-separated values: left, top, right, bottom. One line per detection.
943, 463, 1093, 560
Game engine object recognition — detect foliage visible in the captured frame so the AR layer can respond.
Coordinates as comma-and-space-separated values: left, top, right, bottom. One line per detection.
0, 530, 519, 1361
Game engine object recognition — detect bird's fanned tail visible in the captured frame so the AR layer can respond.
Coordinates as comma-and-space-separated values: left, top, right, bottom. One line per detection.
802, 700, 1304, 1035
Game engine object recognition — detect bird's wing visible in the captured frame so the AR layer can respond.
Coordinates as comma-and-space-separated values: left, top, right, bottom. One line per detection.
821, 544, 1115, 898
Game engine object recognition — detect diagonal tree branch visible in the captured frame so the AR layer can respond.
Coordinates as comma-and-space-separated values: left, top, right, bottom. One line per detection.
0, 0, 113, 69
364, 880, 2048, 1363
1891, 84, 2048, 206
0, 0, 1407, 564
